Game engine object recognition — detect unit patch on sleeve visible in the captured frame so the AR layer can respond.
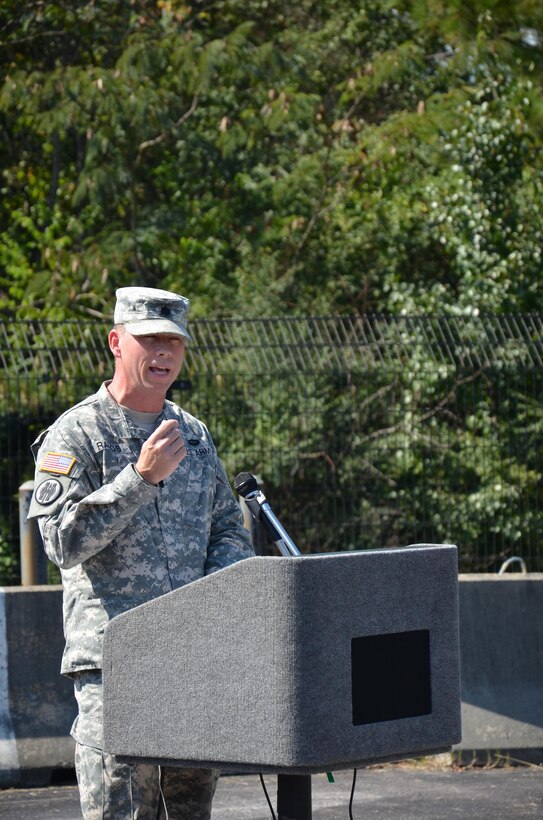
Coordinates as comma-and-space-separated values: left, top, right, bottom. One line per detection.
39, 452, 77, 476
34, 478, 63, 505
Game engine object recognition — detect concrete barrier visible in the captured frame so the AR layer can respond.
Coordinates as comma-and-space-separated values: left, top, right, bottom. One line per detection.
455, 573, 543, 763
1, 575, 542, 786
0, 586, 75, 787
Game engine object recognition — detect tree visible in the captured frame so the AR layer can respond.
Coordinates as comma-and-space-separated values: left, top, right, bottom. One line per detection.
2, 2, 543, 581
1, 1, 542, 319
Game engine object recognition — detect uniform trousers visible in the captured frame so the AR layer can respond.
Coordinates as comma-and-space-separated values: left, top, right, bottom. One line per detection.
72, 670, 219, 820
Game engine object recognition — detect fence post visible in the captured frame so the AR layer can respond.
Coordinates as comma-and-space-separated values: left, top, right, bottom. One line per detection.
18, 481, 47, 586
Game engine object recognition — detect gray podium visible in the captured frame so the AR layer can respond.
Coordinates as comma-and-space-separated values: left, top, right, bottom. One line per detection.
102, 545, 461, 784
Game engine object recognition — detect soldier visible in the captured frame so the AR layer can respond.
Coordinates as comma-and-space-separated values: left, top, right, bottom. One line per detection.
28, 287, 254, 819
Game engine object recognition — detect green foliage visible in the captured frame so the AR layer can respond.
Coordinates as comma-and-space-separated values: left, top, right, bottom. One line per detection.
1, 2, 543, 579
1, 0, 542, 319
0, 518, 18, 585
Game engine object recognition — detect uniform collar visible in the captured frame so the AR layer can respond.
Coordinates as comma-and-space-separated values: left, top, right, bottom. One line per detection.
97, 382, 173, 439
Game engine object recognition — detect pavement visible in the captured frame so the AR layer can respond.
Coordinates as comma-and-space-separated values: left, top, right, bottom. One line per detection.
0, 763, 542, 819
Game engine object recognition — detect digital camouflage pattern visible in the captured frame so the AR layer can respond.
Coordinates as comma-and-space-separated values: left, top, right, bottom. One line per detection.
75, 742, 218, 820
29, 382, 251, 817
73, 670, 219, 819
114, 286, 192, 341
29, 382, 254, 675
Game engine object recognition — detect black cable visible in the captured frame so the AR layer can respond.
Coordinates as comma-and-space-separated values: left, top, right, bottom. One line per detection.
349, 768, 357, 819
260, 768, 357, 818
259, 773, 277, 820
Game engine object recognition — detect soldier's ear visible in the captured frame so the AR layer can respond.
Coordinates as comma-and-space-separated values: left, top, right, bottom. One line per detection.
109, 328, 122, 359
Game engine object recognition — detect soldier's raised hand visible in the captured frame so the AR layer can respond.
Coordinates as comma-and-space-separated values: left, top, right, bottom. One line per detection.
135, 419, 187, 485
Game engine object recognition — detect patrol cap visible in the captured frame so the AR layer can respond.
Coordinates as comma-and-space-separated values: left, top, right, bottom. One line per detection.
114, 287, 192, 341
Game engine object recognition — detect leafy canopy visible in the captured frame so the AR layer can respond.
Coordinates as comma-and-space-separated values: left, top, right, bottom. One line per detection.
0, 0, 542, 320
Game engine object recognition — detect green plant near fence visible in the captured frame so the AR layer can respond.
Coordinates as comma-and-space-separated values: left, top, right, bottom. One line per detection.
1, 314, 543, 584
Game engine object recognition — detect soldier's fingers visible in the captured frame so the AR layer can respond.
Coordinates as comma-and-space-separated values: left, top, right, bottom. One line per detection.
165, 430, 184, 450
150, 419, 179, 442
162, 420, 180, 437
168, 436, 185, 453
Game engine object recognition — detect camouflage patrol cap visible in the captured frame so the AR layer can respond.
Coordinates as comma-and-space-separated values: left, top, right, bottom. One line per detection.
114, 287, 192, 341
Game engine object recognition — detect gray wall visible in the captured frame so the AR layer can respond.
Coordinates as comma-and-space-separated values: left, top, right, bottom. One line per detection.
0, 587, 75, 787
458, 574, 543, 759
1, 573, 542, 787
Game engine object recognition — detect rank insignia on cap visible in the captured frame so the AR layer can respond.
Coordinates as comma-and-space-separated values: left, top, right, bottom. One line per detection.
40, 452, 77, 476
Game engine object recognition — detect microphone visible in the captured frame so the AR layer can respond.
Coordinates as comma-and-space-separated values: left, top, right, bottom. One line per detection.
234, 472, 301, 557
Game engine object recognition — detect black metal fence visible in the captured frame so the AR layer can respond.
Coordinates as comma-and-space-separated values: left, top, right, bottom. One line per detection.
2, 314, 543, 583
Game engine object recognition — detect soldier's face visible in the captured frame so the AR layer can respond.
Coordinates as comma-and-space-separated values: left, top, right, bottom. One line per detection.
110, 328, 186, 396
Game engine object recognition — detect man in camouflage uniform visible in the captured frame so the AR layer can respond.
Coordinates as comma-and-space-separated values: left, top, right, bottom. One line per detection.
28, 287, 254, 819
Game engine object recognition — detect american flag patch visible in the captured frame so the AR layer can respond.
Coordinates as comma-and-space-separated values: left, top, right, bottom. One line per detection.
40, 452, 77, 476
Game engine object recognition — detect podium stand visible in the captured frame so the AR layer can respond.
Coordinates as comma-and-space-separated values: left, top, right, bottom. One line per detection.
102, 545, 461, 816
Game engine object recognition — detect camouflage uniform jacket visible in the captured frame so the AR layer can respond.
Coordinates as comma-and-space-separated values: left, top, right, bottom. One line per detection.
28, 382, 254, 676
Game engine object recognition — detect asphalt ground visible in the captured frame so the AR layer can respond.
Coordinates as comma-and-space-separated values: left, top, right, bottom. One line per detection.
0, 762, 542, 819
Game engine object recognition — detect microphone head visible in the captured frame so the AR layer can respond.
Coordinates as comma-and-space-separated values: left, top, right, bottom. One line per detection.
234, 471, 259, 497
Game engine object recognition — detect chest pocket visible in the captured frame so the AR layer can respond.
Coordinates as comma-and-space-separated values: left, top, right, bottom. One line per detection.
98, 444, 132, 482
171, 454, 216, 528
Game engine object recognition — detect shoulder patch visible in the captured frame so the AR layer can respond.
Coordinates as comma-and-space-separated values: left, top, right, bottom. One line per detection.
34, 478, 63, 505
39, 452, 77, 476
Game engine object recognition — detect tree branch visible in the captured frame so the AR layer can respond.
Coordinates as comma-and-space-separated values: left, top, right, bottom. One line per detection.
136, 92, 199, 161
359, 369, 484, 446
